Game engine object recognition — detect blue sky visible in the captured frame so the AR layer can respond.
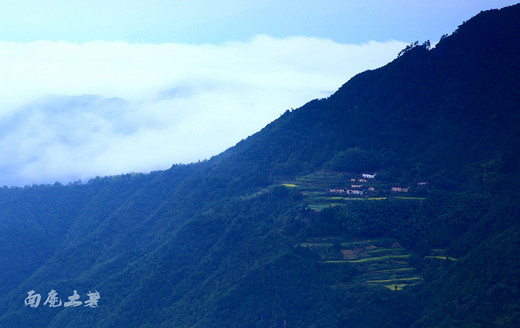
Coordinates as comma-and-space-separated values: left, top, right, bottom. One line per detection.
0, 1, 517, 186
0, 1, 517, 44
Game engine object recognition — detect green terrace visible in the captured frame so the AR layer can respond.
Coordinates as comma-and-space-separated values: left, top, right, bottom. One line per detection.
424, 248, 458, 261
299, 238, 422, 291
279, 170, 426, 211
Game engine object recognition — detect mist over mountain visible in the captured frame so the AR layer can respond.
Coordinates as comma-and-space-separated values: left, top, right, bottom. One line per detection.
0, 37, 405, 186
0, 4, 519, 327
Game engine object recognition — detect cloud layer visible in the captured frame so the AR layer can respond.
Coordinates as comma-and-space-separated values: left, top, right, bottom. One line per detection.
0, 36, 406, 186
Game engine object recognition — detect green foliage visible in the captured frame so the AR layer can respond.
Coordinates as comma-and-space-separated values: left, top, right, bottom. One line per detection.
324, 148, 383, 172
0, 4, 520, 327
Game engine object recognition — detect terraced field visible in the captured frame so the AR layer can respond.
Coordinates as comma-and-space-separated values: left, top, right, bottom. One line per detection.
279, 170, 425, 211
424, 248, 458, 261
288, 173, 456, 292
299, 238, 422, 291
281, 171, 376, 210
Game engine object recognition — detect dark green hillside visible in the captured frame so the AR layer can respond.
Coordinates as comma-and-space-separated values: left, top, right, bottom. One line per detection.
0, 4, 519, 327
218, 4, 520, 190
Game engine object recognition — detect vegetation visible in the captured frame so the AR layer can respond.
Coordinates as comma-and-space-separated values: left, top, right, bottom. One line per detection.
0, 4, 519, 327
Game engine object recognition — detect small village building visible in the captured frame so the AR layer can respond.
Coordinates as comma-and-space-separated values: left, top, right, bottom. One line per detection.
391, 187, 409, 192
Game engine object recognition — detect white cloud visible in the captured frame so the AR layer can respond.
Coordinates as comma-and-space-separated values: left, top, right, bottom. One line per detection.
0, 36, 407, 186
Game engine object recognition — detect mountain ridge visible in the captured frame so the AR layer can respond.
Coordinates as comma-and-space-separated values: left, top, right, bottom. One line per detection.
0, 4, 519, 327
212, 4, 520, 190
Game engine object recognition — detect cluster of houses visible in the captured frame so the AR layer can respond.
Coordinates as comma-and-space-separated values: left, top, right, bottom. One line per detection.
329, 188, 364, 195
329, 173, 376, 196
328, 173, 428, 196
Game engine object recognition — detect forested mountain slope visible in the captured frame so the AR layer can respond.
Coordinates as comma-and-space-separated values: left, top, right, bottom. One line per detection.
217, 3, 520, 187
0, 4, 519, 327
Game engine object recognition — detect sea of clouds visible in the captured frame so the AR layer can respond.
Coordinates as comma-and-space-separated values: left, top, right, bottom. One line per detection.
0, 36, 406, 186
